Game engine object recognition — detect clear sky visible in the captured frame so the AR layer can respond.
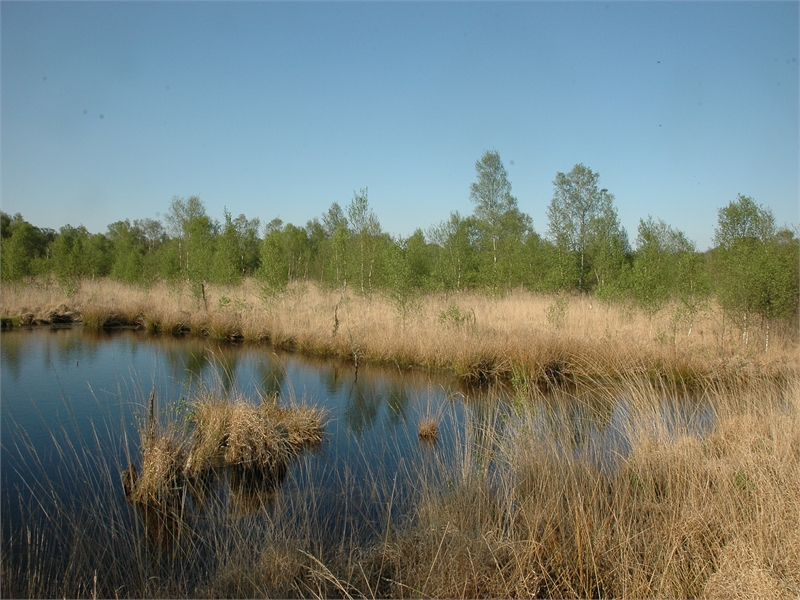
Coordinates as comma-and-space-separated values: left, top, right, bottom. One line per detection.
2, 1, 797, 251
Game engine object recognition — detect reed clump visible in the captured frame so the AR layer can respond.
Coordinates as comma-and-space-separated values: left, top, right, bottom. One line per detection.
186, 394, 325, 473
417, 417, 438, 443
127, 392, 326, 513
127, 432, 187, 507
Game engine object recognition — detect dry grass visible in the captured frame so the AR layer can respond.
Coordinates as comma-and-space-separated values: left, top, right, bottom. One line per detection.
418, 417, 439, 443
4, 367, 798, 598
3, 277, 799, 597
127, 432, 187, 507
366, 376, 800, 599
126, 391, 326, 514
1, 278, 797, 386
189, 375, 799, 599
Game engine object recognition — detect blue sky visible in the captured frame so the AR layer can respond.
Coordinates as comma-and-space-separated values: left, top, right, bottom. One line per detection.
2, 1, 797, 251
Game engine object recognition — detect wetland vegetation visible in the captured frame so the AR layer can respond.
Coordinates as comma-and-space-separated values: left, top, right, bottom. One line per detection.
1, 153, 798, 597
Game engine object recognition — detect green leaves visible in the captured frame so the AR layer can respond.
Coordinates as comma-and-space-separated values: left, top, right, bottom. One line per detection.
0, 213, 52, 281
548, 163, 629, 294
469, 150, 533, 291
711, 196, 798, 348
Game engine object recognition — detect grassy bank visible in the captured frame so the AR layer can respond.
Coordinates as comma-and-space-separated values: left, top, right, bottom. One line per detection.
3, 375, 797, 598
1, 278, 797, 385
369, 376, 800, 598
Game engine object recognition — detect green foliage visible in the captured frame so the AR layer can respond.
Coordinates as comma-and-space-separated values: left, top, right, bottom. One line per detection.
403, 228, 434, 291
521, 236, 579, 293
0, 213, 52, 281
427, 211, 478, 291
319, 203, 350, 289
714, 194, 775, 249
211, 209, 244, 285
710, 195, 797, 346
347, 188, 381, 295
469, 150, 533, 292
50, 224, 105, 292
2, 165, 794, 325
548, 163, 628, 294
165, 196, 217, 301
545, 296, 569, 328
631, 217, 695, 315
257, 223, 289, 296
107, 220, 145, 284
438, 302, 474, 328
383, 239, 421, 325
211, 209, 261, 285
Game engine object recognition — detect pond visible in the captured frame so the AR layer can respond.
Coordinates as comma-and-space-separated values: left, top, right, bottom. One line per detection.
0, 326, 714, 596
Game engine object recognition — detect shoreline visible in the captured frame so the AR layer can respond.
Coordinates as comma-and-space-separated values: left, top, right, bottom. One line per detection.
1, 278, 798, 388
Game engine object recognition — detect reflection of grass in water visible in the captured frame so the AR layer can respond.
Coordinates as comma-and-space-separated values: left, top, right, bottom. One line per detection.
3, 375, 799, 598
372, 376, 800, 599
5, 278, 798, 386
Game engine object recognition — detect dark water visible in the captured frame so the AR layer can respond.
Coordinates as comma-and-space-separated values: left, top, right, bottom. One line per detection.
0, 327, 480, 576
0, 326, 715, 595
1, 326, 474, 526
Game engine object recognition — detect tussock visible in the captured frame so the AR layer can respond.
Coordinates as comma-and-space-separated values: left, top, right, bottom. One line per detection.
127, 392, 326, 515
418, 417, 439, 443
126, 433, 187, 508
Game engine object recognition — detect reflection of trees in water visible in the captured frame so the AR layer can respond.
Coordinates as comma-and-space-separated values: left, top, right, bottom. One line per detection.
0, 327, 102, 382
256, 356, 285, 397
37, 326, 102, 372
184, 350, 212, 378
345, 379, 383, 434
229, 462, 288, 516
459, 388, 511, 471
161, 340, 210, 382
323, 364, 346, 396
0, 330, 24, 382
53, 327, 99, 366
207, 346, 239, 393
384, 382, 408, 429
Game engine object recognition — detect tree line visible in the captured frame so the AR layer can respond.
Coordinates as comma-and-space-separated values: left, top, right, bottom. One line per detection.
2, 151, 798, 337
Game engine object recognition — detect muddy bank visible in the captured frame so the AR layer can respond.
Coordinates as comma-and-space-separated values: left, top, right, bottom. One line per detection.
13, 304, 83, 326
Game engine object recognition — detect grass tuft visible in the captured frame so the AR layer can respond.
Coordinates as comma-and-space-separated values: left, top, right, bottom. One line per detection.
418, 417, 439, 443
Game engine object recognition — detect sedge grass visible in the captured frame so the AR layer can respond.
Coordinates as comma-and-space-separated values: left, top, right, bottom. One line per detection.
364, 375, 800, 599
1, 278, 797, 387
417, 417, 439, 443
2, 321, 798, 597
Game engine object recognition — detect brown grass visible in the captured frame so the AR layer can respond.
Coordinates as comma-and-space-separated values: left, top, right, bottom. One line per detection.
2, 278, 797, 386
126, 431, 187, 508
126, 391, 326, 513
365, 376, 800, 599
4, 350, 797, 597
182, 376, 800, 599
418, 417, 439, 443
